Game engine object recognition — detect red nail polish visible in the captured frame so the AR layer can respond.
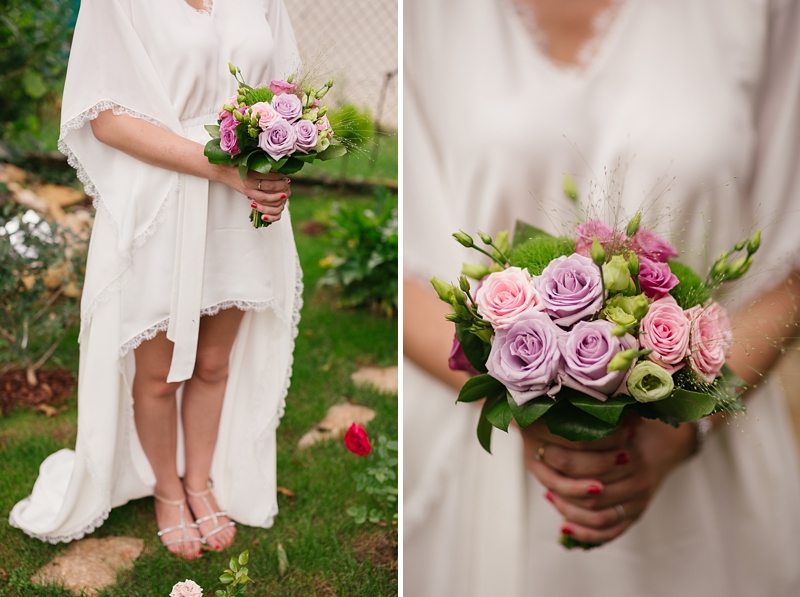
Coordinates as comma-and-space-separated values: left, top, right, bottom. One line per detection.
262, 215, 269, 221
545, 491, 555, 503
616, 452, 630, 465
281, 193, 287, 199
588, 484, 602, 495
561, 526, 573, 536
250, 202, 258, 208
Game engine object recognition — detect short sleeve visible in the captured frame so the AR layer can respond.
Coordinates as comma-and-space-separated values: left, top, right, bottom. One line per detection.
263, 0, 302, 79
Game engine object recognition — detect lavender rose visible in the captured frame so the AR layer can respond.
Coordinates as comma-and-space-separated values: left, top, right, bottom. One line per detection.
558, 320, 637, 401
486, 311, 562, 405
257, 119, 296, 161
537, 254, 604, 327
271, 93, 303, 123
294, 119, 319, 153
638, 256, 679, 299
219, 114, 240, 156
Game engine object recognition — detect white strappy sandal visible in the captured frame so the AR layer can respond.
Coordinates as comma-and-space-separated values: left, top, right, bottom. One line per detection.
154, 493, 204, 556
185, 483, 236, 547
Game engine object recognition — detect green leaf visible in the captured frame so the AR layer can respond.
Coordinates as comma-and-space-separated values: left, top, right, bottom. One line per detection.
230, 558, 239, 573
21, 69, 47, 99
277, 543, 289, 577
275, 156, 305, 175
650, 389, 717, 426
294, 151, 317, 163
220, 574, 234, 584
486, 396, 513, 431
204, 124, 221, 139
238, 161, 249, 182
477, 392, 504, 453
249, 152, 272, 175
455, 320, 490, 373
204, 138, 232, 165
507, 393, 555, 428
317, 144, 348, 161
542, 397, 619, 441
457, 374, 504, 403
216, 591, 226, 597
238, 550, 249, 566
566, 390, 635, 425
512, 219, 554, 249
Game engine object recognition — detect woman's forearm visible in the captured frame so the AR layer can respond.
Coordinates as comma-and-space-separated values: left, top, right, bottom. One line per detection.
90, 110, 236, 187
403, 277, 470, 391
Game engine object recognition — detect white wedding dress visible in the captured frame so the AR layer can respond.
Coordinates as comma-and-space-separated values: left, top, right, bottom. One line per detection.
9, 0, 302, 542
404, 0, 800, 595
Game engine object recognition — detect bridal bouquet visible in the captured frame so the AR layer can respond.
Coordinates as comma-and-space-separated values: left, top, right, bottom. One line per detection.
204, 63, 347, 228
432, 215, 758, 453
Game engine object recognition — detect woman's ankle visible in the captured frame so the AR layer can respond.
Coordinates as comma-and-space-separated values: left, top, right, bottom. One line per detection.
154, 478, 186, 500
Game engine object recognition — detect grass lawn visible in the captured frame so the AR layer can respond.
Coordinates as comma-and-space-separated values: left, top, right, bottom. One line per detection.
0, 191, 398, 596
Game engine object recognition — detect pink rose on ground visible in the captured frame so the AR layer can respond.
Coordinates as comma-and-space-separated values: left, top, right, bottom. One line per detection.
219, 113, 241, 156
639, 296, 690, 373
575, 220, 627, 257
630, 228, 679, 262
537, 254, 604, 327
170, 580, 203, 597
486, 311, 563, 405
269, 79, 298, 95
686, 302, 733, 383
251, 101, 280, 130
475, 266, 543, 327
558, 320, 637, 401
271, 93, 303, 122
294, 119, 319, 153
448, 334, 480, 376
257, 119, 296, 160
316, 115, 331, 131
638, 256, 679, 299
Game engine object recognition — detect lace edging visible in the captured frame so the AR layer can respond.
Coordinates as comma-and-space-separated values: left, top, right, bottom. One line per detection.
8, 503, 111, 545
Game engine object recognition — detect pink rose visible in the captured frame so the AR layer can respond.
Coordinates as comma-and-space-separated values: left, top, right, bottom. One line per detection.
686, 302, 733, 383
448, 334, 480, 376
269, 79, 298, 96
638, 256, 679, 299
218, 94, 238, 121
630, 228, 679, 262
170, 580, 203, 597
219, 113, 241, 156
251, 102, 279, 130
575, 220, 626, 258
315, 115, 331, 131
475, 266, 543, 328
639, 296, 690, 373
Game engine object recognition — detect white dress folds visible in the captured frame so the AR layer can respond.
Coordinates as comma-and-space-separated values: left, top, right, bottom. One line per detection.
9, 0, 303, 542
404, 0, 800, 595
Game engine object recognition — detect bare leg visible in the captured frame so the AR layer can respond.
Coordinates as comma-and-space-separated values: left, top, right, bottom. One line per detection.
132, 333, 202, 559
182, 307, 244, 551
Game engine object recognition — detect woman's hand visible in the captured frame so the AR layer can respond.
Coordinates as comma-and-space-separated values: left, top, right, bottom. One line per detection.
220, 169, 291, 223
522, 415, 696, 544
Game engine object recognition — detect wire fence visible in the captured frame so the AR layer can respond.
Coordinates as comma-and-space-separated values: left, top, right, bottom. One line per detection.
284, 0, 398, 130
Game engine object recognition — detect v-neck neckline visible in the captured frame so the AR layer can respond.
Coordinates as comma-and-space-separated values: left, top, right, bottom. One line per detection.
183, 0, 214, 17
508, 0, 635, 81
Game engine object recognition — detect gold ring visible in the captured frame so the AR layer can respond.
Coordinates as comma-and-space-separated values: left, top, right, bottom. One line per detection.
615, 503, 626, 522
257, 180, 262, 191
535, 445, 546, 462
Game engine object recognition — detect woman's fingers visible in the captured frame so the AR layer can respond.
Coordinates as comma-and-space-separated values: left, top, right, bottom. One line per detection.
534, 441, 633, 480
249, 189, 290, 208
245, 171, 291, 194
545, 490, 645, 531
527, 456, 608, 500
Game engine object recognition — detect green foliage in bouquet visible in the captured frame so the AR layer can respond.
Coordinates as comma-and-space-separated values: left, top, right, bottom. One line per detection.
328, 103, 375, 149
0, 198, 86, 385
346, 435, 399, 525
318, 188, 397, 316
0, 0, 75, 147
667, 261, 710, 308
510, 236, 576, 276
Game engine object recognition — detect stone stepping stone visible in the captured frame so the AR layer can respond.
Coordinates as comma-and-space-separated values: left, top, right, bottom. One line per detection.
298, 402, 376, 449
351, 366, 398, 394
31, 536, 144, 596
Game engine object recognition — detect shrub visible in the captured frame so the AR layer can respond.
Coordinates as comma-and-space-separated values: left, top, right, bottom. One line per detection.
318, 188, 397, 316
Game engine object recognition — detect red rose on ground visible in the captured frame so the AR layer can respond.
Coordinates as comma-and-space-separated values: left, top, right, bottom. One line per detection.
343, 423, 371, 456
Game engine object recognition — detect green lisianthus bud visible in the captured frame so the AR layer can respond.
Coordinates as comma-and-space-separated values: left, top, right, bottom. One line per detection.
450, 297, 471, 319
602, 255, 632, 293
494, 230, 511, 257
626, 212, 642, 237
747, 230, 761, 254
286, 73, 294, 84
453, 231, 474, 248
461, 262, 491, 280
607, 349, 639, 372
726, 255, 753, 280
318, 106, 328, 118
710, 252, 728, 279
627, 251, 640, 277
626, 361, 674, 402
488, 262, 505, 273
611, 324, 629, 337
430, 277, 456, 303
233, 110, 244, 122
591, 237, 606, 266
222, 103, 236, 112
478, 231, 492, 245
228, 62, 237, 75
316, 87, 329, 99
459, 276, 471, 293
248, 126, 259, 138
734, 240, 746, 252
563, 174, 579, 203
315, 136, 331, 152
444, 313, 461, 323
630, 293, 649, 320
327, 77, 334, 87
605, 305, 637, 327
471, 327, 494, 343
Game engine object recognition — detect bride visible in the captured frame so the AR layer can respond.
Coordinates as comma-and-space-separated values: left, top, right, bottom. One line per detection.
404, 0, 800, 594
9, 0, 302, 559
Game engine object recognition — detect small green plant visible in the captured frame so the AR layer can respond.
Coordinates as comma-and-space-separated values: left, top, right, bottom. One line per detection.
346, 435, 398, 525
217, 550, 254, 597
318, 188, 398, 316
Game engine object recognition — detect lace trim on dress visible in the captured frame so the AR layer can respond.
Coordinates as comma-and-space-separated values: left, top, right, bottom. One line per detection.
186, 0, 213, 16
510, 0, 626, 71
9, 503, 112, 545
